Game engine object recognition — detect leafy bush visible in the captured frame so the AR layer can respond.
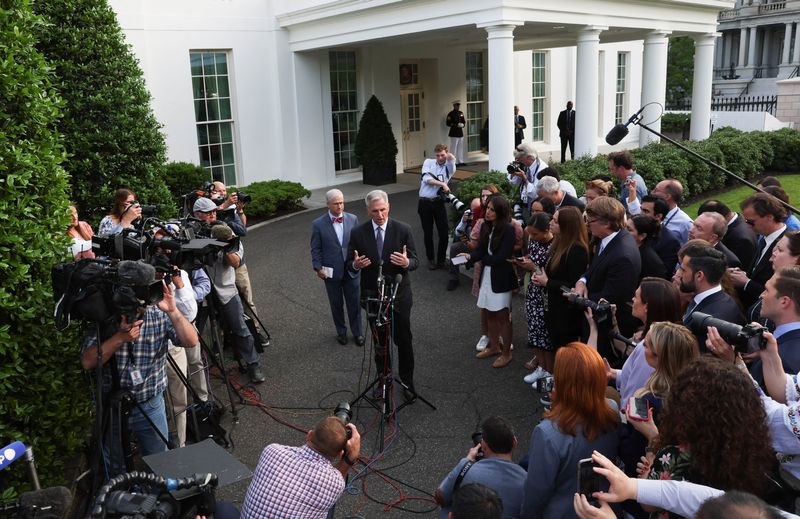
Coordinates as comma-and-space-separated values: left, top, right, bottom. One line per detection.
163, 162, 211, 210
707, 127, 764, 180
552, 155, 610, 192
244, 180, 311, 218
764, 128, 800, 172
661, 113, 691, 135
32, 0, 174, 224
354, 95, 398, 167
0, 0, 90, 497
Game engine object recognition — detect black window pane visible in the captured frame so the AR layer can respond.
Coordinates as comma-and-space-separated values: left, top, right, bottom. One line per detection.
195, 100, 207, 122
209, 144, 222, 166
215, 53, 228, 74
202, 53, 215, 75
190, 53, 202, 76
208, 123, 220, 144
197, 125, 209, 145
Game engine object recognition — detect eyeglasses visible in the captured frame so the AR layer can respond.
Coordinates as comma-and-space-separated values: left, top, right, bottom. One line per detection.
745, 218, 756, 226
584, 216, 598, 224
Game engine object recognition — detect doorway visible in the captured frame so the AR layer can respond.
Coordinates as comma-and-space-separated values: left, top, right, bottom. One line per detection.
400, 89, 426, 168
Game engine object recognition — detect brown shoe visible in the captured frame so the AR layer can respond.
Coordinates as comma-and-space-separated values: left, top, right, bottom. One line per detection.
492, 355, 513, 368
476, 348, 501, 359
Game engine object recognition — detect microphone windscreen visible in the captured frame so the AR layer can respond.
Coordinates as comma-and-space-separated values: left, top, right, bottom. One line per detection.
19, 486, 72, 519
605, 124, 629, 146
394, 273, 403, 284
210, 223, 233, 241
117, 260, 156, 286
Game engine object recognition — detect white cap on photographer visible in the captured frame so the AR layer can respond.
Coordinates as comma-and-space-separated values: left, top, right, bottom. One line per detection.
193, 197, 217, 213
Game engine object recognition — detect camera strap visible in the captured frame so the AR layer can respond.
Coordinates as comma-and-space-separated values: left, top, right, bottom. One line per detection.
453, 460, 475, 493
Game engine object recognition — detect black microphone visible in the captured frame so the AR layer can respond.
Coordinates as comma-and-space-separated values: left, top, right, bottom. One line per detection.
390, 273, 403, 301
611, 331, 637, 350
116, 260, 157, 286
605, 106, 646, 145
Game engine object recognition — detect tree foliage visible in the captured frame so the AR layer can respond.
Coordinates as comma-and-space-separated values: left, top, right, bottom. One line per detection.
666, 36, 695, 106
0, 0, 90, 497
32, 0, 174, 224
354, 95, 398, 167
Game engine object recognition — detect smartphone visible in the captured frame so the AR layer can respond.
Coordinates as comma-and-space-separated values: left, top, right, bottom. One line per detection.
627, 396, 649, 422
577, 458, 602, 505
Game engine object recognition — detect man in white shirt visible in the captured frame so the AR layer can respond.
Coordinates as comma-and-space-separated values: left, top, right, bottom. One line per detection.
651, 179, 693, 243
508, 142, 548, 219
418, 144, 456, 270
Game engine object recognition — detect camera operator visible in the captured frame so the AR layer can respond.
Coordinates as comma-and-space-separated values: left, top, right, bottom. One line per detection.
678, 243, 744, 351
98, 188, 143, 236
193, 198, 264, 384
507, 142, 548, 219
447, 197, 481, 291
435, 416, 526, 519
80, 277, 199, 474
209, 182, 269, 349
240, 416, 361, 519
419, 144, 456, 270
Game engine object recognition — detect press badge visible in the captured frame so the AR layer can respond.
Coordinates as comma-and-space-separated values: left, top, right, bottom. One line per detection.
131, 369, 144, 386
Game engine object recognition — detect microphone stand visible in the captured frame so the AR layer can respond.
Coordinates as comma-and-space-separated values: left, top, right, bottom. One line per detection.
633, 117, 800, 216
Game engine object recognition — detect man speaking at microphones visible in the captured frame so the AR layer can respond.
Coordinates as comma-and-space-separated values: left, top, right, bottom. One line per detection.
347, 190, 419, 401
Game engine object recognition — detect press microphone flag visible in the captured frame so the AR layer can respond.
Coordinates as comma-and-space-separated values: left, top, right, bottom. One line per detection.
0, 441, 26, 470
605, 106, 647, 145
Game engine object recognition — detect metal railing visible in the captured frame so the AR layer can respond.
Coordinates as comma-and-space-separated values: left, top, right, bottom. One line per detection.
666, 95, 777, 115
759, 1, 786, 13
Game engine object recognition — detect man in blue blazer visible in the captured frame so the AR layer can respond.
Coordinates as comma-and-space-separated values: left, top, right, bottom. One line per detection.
748, 266, 800, 392
310, 189, 363, 346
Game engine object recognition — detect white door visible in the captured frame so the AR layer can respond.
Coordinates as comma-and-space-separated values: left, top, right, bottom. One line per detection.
400, 90, 425, 168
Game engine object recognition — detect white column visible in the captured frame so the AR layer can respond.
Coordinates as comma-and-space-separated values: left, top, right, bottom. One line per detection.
723, 32, 733, 69
794, 23, 800, 63
479, 21, 523, 171
738, 27, 748, 68
690, 33, 719, 141
640, 30, 671, 147
783, 23, 793, 64
748, 27, 759, 67
575, 26, 606, 157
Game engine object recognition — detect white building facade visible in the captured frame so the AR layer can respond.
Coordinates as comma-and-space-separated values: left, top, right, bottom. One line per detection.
110, 0, 731, 190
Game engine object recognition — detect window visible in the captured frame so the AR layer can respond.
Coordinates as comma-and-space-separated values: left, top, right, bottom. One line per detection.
330, 51, 359, 172
615, 52, 629, 125
465, 51, 484, 152
531, 51, 546, 142
190, 51, 236, 185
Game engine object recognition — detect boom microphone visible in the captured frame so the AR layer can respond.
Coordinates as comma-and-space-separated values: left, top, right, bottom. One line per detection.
605, 106, 646, 145
116, 261, 156, 287
0, 441, 26, 470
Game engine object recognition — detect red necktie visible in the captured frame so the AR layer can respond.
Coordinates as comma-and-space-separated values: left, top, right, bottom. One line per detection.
333, 216, 343, 223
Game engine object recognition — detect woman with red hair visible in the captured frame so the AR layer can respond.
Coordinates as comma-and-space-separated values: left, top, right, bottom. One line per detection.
520, 343, 619, 519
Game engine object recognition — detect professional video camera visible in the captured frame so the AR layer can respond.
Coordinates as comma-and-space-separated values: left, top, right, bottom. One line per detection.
437, 187, 466, 212
688, 312, 767, 353
507, 160, 525, 175
92, 471, 218, 519
560, 287, 612, 326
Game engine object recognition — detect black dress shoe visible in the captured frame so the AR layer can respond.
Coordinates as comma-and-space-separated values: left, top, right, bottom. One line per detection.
403, 388, 417, 403
354, 336, 365, 347
336, 335, 348, 345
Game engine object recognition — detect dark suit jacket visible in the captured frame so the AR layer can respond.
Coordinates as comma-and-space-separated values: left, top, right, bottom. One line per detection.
558, 193, 586, 213
750, 328, 800, 390
446, 110, 466, 138
310, 212, 358, 281
723, 214, 758, 272
653, 225, 681, 276
545, 244, 589, 345
557, 109, 575, 138
684, 289, 745, 352
346, 219, 419, 305
639, 243, 667, 280
714, 241, 741, 269
469, 223, 519, 293
741, 229, 786, 308
584, 229, 642, 336
515, 114, 526, 139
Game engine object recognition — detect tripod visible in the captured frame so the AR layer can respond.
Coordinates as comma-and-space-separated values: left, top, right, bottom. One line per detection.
350, 280, 435, 451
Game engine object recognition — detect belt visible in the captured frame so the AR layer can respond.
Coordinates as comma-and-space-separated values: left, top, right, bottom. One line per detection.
420, 197, 441, 202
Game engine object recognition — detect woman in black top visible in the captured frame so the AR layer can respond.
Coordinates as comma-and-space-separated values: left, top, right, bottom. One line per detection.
627, 215, 668, 280
528, 206, 589, 375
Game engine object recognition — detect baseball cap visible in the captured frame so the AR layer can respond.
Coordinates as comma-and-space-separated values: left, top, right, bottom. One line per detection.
193, 197, 218, 213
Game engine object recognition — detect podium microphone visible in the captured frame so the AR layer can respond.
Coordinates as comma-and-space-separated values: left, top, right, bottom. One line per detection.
390, 273, 403, 302
377, 259, 385, 298
605, 106, 646, 145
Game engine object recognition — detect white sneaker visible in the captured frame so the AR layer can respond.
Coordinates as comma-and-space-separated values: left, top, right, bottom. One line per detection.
523, 367, 547, 384
476, 335, 489, 351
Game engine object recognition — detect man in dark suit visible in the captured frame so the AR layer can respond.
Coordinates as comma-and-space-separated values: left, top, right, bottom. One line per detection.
688, 212, 741, 269
746, 266, 800, 392
514, 105, 526, 147
573, 197, 641, 346
730, 193, 788, 309
556, 101, 575, 163
446, 100, 466, 166
641, 195, 681, 275
678, 243, 744, 351
347, 190, 419, 398
536, 175, 585, 213
310, 189, 363, 346
698, 199, 758, 272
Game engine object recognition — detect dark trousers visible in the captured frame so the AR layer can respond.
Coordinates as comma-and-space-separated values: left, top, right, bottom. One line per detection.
324, 275, 362, 337
449, 239, 471, 281
560, 135, 575, 163
515, 133, 523, 147
417, 198, 449, 264
196, 295, 259, 366
372, 298, 414, 389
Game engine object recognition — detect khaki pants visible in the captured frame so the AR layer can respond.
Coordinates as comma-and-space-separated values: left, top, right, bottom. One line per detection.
235, 263, 263, 330
166, 347, 188, 448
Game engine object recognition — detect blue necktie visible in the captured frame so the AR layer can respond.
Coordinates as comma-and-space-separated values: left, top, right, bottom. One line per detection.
684, 300, 698, 323
376, 227, 384, 257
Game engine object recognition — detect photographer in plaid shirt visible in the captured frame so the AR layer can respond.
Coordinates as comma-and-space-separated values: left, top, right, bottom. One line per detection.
81, 280, 199, 475
240, 416, 361, 518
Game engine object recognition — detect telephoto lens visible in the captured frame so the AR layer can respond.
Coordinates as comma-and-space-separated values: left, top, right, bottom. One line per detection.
333, 401, 352, 438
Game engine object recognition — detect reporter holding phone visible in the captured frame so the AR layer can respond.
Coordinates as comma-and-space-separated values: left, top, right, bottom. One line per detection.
520, 343, 619, 519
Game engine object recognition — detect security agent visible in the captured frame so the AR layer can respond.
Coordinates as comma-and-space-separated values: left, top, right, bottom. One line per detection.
193, 197, 265, 383
419, 143, 456, 270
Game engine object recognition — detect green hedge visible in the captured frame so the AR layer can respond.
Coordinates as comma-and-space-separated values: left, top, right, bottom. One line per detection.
242, 180, 311, 218
551, 127, 800, 202
163, 161, 210, 211
661, 113, 691, 134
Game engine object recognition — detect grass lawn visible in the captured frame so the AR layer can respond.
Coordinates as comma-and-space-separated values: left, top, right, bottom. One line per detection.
683, 174, 800, 217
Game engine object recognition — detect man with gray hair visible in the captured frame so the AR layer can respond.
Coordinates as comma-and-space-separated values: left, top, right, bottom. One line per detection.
507, 142, 548, 216
311, 189, 363, 346
535, 176, 585, 212
347, 190, 419, 400
688, 211, 742, 268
